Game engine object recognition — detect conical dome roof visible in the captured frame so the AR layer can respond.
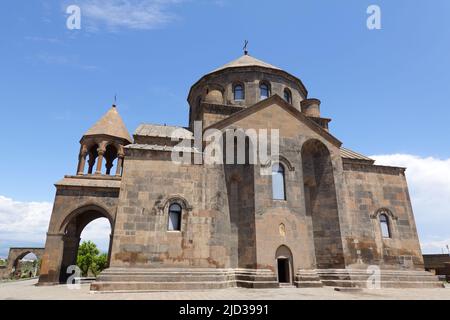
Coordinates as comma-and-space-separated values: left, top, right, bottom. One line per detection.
83, 105, 132, 143
211, 54, 281, 73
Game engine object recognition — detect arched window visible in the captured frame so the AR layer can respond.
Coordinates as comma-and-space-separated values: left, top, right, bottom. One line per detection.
284, 88, 292, 104
104, 144, 118, 175
86, 144, 99, 174
234, 84, 245, 101
168, 203, 182, 231
272, 163, 286, 200
260, 82, 271, 100
379, 214, 391, 238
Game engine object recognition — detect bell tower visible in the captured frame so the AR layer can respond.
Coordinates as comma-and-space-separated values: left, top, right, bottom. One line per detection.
76, 104, 132, 176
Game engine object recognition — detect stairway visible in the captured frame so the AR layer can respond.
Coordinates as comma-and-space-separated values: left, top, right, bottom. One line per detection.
91, 267, 278, 292
294, 270, 323, 288
315, 269, 444, 289
91, 267, 444, 292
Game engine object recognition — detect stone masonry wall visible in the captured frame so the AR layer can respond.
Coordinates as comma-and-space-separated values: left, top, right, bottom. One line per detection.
216, 102, 346, 273
110, 149, 233, 269
340, 161, 424, 270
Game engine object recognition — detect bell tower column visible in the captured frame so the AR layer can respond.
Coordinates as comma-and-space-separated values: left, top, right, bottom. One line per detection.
115, 151, 125, 177
95, 143, 106, 175
76, 145, 88, 175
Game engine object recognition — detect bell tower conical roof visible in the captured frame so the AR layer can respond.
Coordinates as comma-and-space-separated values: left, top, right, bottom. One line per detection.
83, 105, 132, 143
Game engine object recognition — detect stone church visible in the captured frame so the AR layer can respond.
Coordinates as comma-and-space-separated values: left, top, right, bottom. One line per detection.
38, 53, 442, 290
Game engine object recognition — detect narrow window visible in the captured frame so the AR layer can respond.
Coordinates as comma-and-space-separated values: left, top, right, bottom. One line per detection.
380, 214, 391, 238
284, 89, 292, 104
168, 203, 182, 231
260, 83, 270, 100
234, 84, 244, 101
272, 163, 286, 200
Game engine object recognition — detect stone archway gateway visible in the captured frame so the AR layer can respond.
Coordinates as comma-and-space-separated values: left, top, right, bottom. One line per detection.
38, 204, 114, 284
0, 248, 44, 279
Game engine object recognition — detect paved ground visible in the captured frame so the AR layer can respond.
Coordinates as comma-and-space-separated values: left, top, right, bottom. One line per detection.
1, 279, 450, 300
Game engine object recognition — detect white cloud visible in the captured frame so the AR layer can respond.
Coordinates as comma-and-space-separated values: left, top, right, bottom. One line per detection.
77, 0, 184, 31
80, 218, 111, 253
371, 154, 450, 254
35, 52, 98, 70
421, 238, 450, 254
0, 196, 110, 258
0, 196, 52, 244
24, 36, 60, 43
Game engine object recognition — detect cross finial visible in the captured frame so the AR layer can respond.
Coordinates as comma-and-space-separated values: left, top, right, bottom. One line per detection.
113, 94, 117, 107
243, 40, 249, 55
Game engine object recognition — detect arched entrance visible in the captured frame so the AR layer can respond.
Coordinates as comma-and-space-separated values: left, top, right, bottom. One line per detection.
58, 205, 113, 283
3, 248, 44, 280
275, 245, 293, 284
12, 252, 38, 278
301, 139, 345, 269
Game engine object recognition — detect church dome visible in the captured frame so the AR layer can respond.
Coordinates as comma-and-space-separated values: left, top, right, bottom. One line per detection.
188, 53, 308, 115
204, 89, 224, 104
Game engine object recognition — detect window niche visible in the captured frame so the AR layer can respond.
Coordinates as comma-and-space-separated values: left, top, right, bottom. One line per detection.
168, 203, 182, 231
284, 88, 292, 104
260, 82, 271, 100
233, 83, 245, 101
380, 213, 391, 239
272, 163, 286, 201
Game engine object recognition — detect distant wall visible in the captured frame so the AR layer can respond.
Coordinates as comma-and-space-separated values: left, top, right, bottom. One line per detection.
423, 254, 450, 280
0, 266, 6, 279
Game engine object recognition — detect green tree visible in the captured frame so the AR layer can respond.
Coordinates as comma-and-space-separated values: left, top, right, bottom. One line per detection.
76, 241, 109, 277
92, 253, 108, 276
77, 241, 104, 277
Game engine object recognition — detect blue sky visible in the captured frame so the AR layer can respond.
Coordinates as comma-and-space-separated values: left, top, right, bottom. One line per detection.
0, 0, 450, 256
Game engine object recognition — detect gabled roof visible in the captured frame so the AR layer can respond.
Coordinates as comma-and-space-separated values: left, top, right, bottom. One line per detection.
340, 147, 374, 163
134, 124, 193, 140
125, 143, 201, 154
211, 54, 281, 73
84, 105, 132, 143
204, 95, 342, 147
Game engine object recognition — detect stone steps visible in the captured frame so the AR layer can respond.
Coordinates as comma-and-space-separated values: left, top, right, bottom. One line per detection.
315, 269, 444, 289
98, 274, 233, 282
91, 280, 234, 292
324, 280, 443, 289
90, 267, 444, 291
91, 268, 279, 292
295, 281, 324, 288
99, 268, 234, 275
279, 283, 295, 288
294, 270, 323, 288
